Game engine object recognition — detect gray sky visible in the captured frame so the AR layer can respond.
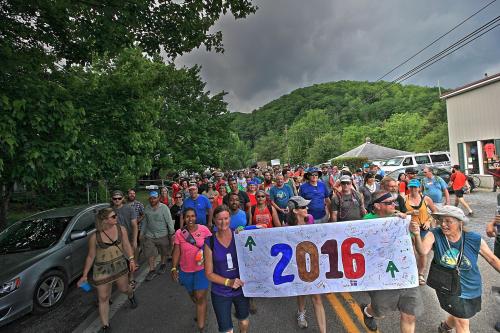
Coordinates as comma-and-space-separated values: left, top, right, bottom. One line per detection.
175, 0, 500, 113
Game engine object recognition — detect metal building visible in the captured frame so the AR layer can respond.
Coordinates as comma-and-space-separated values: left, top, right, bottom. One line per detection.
441, 72, 500, 188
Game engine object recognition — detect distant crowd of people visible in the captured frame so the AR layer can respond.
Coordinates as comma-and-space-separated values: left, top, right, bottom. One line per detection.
78, 163, 500, 333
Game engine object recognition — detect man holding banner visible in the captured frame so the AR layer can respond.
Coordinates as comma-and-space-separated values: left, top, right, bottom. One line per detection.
360, 190, 423, 333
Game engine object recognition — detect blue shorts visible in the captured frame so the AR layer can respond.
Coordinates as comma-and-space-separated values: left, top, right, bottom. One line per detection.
179, 269, 209, 293
211, 292, 249, 333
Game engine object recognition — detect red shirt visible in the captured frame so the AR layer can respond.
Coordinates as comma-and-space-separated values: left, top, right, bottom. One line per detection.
252, 205, 273, 228
450, 171, 467, 191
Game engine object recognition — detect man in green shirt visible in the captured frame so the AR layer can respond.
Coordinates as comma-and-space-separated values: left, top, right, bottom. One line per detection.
142, 191, 175, 281
361, 191, 420, 333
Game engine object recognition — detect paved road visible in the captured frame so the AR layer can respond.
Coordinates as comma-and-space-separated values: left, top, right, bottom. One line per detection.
2, 190, 498, 333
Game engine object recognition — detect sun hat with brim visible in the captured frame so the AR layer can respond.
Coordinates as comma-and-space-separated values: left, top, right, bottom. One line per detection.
304, 167, 322, 180
408, 179, 421, 188
431, 205, 468, 223
288, 196, 311, 209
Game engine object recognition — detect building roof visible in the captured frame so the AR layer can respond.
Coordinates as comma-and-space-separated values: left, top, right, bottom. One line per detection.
333, 140, 412, 161
440, 72, 500, 99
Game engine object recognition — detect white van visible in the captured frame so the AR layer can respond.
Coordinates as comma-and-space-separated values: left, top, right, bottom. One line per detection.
380, 152, 451, 172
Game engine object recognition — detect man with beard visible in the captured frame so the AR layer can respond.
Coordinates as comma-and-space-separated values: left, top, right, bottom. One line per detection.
259, 171, 274, 195
330, 175, 366, 222
380, 176, 407, 213
224, 178, 251, 212
270, 174, 294, 224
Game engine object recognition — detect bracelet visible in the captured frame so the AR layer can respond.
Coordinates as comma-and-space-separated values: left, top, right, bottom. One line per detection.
171, 267, 177, 272
128, 255, 135, 260
224, 278, 230, 287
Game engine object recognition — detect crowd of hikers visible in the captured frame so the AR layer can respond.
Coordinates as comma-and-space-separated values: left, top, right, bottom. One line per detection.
78, 163, 500, 333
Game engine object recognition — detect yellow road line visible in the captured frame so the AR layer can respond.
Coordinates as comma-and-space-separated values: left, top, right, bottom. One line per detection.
339, 292, 379, 333
325, 293, 361, 333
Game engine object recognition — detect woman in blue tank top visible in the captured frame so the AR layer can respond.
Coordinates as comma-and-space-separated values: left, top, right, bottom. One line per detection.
204, 205, 250, 333
411, 205, 500, 333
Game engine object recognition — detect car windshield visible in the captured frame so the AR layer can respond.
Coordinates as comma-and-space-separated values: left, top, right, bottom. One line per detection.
0, 216, 72, 254
384, 157, 403, 166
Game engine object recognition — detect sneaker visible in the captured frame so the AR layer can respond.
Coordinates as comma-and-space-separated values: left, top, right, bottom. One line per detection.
145, 270, 157, 281
157, 263, 168, 275
128, 293, 138, 309
468, 211, 473, 216
296, 310, 308, 329
438, 321, 452, 333
129, 280, 137, 290
360, 304, 377, 331
99, 325, 111, 333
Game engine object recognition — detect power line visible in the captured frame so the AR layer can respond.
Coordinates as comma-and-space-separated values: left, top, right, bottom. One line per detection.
375, 0, 497, 82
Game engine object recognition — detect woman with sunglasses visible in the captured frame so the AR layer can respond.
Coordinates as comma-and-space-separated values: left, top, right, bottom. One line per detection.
170, 193, 184, 231
159, 186, 170, 207
78, 208, 138, 333
250, 190, 281, 228
411, 205, 500, 333
285, 196, 325, 332
172, 208, 212, 333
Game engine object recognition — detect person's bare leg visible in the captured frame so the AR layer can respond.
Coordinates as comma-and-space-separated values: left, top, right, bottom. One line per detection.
297, 295, 306, 312
458, 198, 472, 213
96, 284, 112, 327
400, 312, 416, 333
238, 319, 249, 333
453, 317, 470, 333
311, 294, 326, 333
194, 290, 208, 330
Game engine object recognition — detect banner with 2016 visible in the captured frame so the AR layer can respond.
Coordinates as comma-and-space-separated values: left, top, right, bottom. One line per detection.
235, 217, 418, 297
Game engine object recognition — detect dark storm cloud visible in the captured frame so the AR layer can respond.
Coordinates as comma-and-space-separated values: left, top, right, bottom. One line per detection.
175, 0, 500, 112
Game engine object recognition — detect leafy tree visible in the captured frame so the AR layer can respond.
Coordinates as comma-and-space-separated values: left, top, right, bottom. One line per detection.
253, 130, 285, 163
307, 132, 343, 165
381, 113, 426, 152
219, 133, 255, 170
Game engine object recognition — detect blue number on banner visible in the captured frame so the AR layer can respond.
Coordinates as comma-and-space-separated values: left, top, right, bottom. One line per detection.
271, 243, 295, 285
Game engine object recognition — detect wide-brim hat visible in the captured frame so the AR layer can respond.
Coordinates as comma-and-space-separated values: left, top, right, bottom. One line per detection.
304, 167, 322, 180
431, 205, 468, 223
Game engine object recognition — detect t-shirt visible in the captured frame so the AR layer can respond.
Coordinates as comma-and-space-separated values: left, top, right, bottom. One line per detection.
183, 195, 212, 225
331, 191, 363, 221
363, 212, 380, 219
422, 176, 447, 204
450, 171, 467, 191
114, 205, 137, 241
142, 203, 174, 238
270, 184, 294, 209
174, 225, 212, 273
299, 182, 329, 219
230, 209, 247, 230
247, 192, 257, 207
430, 228, 482, 299
169, 204, 183, 230
206, 233, 242, 297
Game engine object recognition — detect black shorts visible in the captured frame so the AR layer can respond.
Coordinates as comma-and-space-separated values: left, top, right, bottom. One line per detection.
454, 189, 464, 198
494, 237, 500, 258
436, 293, 481, 319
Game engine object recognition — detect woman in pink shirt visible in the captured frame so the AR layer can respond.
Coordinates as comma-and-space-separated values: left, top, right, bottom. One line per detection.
171, 208, 212, 332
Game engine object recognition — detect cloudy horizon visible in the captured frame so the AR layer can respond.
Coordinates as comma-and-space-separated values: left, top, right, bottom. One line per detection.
175, 0, 500, 113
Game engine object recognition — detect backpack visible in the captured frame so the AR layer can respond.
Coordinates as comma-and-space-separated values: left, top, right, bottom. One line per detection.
333, 189, 363, 219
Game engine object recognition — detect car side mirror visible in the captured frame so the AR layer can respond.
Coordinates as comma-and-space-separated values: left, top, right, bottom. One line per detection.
69, 230, 87, 241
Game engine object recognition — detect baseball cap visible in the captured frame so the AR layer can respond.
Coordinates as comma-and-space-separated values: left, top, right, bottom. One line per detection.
149, 191, 159, 198
363, 163, 370, 168
339, 175, 352, 183
431, 205, 468, 223
288, 196, 311, 209
408, 179, 421, 188
111, 190, 124, 197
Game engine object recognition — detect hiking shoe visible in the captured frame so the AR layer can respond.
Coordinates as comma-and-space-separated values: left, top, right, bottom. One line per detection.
99, 325, 111, 333
157, 263, 168, 274
360, 304, 377, 331
438, 321, 452, 333
145, 270, 157, 281
296, 310, 308, 329
128, 293, 138, 309
129, 280, 137, 290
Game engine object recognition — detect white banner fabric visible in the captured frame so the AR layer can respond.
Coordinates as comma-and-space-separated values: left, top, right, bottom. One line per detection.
235, 217, 418, 297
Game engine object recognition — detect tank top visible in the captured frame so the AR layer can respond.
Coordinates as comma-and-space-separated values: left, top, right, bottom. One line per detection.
404, 195, 431, 227
252, 205, 273, 228
207, 232, 242, 297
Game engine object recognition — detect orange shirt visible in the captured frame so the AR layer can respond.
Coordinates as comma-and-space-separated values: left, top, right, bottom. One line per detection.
450, 171, 467, 191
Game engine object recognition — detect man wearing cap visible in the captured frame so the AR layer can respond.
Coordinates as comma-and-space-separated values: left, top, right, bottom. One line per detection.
111, 190, 138, 249
449, 165, 473, 216
330, 175, 365, 222
360, 191, 422, 333
422, 166, 450, 206
142, 191, 175, 281
270, 174, 294, 224
181, 183, 213, 229
299, 168, 331, 224
353, 168, 364, 190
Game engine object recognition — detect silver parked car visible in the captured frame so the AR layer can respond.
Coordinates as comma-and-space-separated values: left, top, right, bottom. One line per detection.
0, 203, 108, 327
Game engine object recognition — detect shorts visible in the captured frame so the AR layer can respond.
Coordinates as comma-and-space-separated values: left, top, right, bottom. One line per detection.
436, 293, 481, 319
143, 236, 169, 258
314, 214, 329, 224
179, 269, 209, 293
368, 287, 423, 317
454, 189, 464, 198
211, 292, 249, 333
494, 237, 500, 258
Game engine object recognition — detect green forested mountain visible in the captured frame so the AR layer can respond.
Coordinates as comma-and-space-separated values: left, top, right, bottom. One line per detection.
227, 80, 449, 164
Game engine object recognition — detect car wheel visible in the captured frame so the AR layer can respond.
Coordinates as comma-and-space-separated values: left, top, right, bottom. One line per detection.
33, 270, 68, 313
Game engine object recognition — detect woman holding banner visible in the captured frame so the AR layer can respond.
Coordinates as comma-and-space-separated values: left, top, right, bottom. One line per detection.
411, 205, 500, 333
286, 196, 326, 333
204, 205, 250, 333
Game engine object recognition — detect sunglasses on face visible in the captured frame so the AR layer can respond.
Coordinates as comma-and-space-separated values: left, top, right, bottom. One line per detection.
112, 197, 123, 201
256, 195, 266, 198
310, 173, 319, 177
297, 206, 308, 209
175, 196, 182, 199
109, 214, 117, 219
380, 201, 396, 206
